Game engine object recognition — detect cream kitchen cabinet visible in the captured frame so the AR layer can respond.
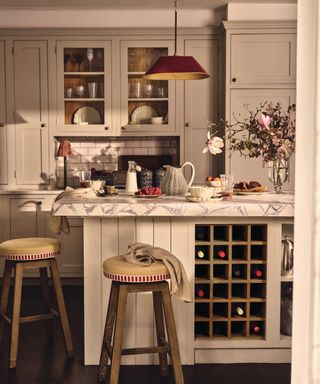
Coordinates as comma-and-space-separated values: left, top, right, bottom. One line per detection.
56, 40, 113, 136
224, 21, 296, 189
120, 39, 176, 135
229, 34, 296, 86
0, 41, 8, 186
13, 41, 50, 186
0, 194, 83, 278
183, 38, 221, 183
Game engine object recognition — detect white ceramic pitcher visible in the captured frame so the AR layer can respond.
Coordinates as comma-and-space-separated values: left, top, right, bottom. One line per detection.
160, 162, 195, 196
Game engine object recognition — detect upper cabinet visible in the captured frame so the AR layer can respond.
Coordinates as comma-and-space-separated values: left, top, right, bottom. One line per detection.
120, 40, 176, 134
13, 40, 49, 186
229, 33, 296, 86
0, 40, 8, 185
56, 40, 113, 135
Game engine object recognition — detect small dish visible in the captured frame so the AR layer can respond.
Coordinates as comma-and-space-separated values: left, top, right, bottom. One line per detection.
189, 185, 214, 200
73, 106, 101, 125
235, 191, 269, 196
130, 105, 157, 124
186, 196, 223, 203
135, 194, 163, 198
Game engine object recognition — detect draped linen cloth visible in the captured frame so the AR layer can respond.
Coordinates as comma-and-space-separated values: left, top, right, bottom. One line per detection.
123, 242, 193, 302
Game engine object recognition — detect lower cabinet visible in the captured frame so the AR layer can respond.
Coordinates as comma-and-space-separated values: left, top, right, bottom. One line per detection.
0, 194, 83, 278
85, 217, 292, 365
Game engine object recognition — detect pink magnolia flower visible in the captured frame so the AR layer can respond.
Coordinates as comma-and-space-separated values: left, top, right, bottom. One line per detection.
203, 132, 224, 155
258, 113, 271, 127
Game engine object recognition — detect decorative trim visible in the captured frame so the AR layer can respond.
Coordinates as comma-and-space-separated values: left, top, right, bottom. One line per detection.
104, 271, 170, 282
0, 250, 60, 261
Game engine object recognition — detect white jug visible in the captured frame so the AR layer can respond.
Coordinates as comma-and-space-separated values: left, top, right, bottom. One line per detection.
160, 162, 195, 196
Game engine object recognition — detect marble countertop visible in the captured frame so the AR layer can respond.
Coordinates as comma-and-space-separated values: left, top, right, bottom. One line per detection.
0, 189, 61, 195
52, 192, 294, 217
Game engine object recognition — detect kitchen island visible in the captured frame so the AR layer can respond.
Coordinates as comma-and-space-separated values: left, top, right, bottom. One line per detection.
53, 193, 294, 365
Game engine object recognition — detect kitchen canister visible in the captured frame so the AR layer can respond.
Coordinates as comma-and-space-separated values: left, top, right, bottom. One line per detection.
139, 169, 153, 188
154, 167, 166, 187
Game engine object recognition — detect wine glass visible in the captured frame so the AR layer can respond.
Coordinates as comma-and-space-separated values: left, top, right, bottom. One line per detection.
96, 50, 103, 71
87, 48, 94, 72
64, 54, 70, 67
73, 53, 84, 72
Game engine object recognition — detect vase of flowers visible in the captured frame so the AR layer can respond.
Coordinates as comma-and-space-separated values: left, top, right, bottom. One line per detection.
204, 102, 296, 193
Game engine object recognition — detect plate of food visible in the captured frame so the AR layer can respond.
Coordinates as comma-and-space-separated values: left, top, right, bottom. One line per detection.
134, 187, 163, 197
130, 105, 157, 124
233, 181, 268, 195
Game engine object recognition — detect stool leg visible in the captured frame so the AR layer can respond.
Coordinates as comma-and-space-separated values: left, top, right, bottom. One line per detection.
98, 282, 119, 382
9, 263, 23, 369
110, 284, 128, 384
39, 266, 54, 341
0, 261, 13, 345
161, 284, 184, 384
49, 258, 74, 358
153, 291, 169, 376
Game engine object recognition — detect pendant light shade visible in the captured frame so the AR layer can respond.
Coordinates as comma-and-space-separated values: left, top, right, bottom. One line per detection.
143, 0, 209, 81
144, 55, 209, 80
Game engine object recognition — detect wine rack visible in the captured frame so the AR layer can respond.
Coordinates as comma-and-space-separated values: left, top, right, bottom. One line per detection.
194, 224, 267, 339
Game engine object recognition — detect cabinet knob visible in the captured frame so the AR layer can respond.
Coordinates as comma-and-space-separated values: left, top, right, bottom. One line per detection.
104, 126, 110, 131
41, 123, 47, 128
121, 126, 127, 131
36, 201, 42, 206
232, 77, 237, 83
0, 123, 4, 127
185, 122, 190, 127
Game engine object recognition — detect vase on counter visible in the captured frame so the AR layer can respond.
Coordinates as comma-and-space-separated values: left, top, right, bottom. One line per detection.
154, 167, 166, 187
268, 159, 289, 194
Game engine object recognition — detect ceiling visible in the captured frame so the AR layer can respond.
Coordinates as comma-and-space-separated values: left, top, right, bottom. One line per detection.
0, 0, 297, 10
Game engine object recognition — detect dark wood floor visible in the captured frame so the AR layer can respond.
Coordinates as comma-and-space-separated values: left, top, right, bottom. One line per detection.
0, 286, 291, 384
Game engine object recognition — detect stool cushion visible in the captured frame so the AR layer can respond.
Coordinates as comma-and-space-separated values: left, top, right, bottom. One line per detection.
0, 238, 60, 261
103, 256, 170, 282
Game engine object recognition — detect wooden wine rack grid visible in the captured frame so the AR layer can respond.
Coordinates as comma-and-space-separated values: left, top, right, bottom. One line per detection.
194, 224, 267, 339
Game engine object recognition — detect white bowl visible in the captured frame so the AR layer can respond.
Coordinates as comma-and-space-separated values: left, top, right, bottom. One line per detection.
189, 186, 214, 201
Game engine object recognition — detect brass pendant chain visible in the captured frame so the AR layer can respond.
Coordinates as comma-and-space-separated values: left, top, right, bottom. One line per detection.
174, 0, 177, 56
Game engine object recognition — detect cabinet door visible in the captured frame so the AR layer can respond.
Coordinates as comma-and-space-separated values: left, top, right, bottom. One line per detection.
120, 40, 176, 134
56, 40, 112, 135
230, 34, 296, 85
13, 41, 49, 185
55, 218, 83, 277
0, 41, 8, 184
184, 39, 220, 183
10, 198, 47, 238
227, 89, 296, 191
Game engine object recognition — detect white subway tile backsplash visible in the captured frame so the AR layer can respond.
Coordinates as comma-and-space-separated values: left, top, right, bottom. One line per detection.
56, 137, 179, 177
72, 147, 88, 155
80, 141, 95, 148
133, 147, 149, 155
125, 140, 141, 148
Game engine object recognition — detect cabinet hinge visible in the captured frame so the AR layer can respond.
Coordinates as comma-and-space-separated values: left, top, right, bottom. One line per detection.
12, 46, 14, 55
14, 171, 16, 178
55, 46, 57, 55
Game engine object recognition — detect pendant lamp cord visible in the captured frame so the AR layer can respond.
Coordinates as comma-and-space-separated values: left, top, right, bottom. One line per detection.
174, 0, 177, 56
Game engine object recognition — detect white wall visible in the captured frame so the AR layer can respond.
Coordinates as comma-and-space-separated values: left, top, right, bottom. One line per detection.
227, 3, 297, 21
0, 9, 223, 28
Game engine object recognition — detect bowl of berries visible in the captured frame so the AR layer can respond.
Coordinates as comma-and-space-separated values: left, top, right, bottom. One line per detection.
134, 187, 162, 198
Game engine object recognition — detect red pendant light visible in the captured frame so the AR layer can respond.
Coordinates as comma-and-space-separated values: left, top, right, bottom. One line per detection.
144, 0, 209, 80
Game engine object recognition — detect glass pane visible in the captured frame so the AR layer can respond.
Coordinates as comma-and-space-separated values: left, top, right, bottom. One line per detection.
127, 47, 169, 126
63, 47, 105, 125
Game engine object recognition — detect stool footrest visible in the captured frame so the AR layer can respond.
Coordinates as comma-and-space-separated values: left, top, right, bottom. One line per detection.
19, 311, 57, 324
121, 345, 169, 356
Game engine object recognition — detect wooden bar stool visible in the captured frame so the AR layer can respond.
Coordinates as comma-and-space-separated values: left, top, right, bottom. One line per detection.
98, 256, 184, 384
0, 237, 74, 368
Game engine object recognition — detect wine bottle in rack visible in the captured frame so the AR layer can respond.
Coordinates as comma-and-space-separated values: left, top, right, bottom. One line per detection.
216, 249, 226, 259
196, 226, 208, 241
233, 266, 242, 278
251, 323, 262, 335
234, 305, 245, 316
196, 249, 205, 259
195, 286, 207, 298
252, 268, 263, 278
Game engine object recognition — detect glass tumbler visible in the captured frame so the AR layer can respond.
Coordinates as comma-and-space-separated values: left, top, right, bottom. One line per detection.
220, 174, 235, 197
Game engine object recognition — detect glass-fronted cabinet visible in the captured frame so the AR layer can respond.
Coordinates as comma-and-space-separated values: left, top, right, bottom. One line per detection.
57, 40, 112, 134
120, 40, 176, 133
